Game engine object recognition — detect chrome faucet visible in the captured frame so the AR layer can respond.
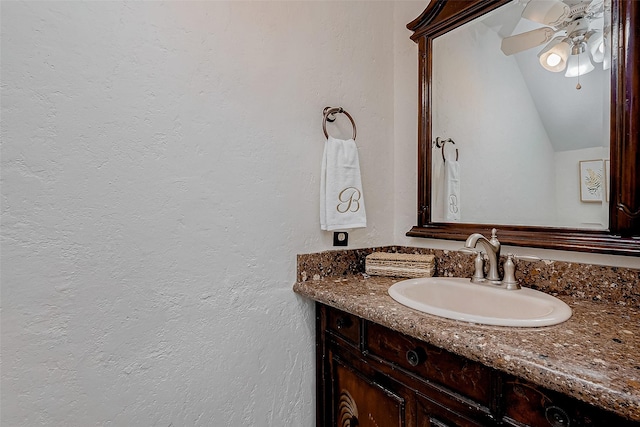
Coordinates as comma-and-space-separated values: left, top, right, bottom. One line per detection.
465, 228, 501, 285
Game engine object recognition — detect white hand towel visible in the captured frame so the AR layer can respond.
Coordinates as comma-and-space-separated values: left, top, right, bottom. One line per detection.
443, 160, 460, 221
320, 136, 367, 231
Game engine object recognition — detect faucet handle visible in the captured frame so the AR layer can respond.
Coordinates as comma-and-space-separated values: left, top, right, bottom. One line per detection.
472, 252, 486, 283
490, 228, 500, 246
502, 254, 519, 290
502, 253, 542, 290
457, 248, 486, 283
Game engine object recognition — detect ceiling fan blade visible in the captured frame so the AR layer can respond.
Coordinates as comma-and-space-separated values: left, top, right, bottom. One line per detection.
586, 0, 604, 17
522, 0, 571, 26
501, 27, 556, 56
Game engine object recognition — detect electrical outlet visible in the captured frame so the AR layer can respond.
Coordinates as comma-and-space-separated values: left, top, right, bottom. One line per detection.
333, 232, 348, 247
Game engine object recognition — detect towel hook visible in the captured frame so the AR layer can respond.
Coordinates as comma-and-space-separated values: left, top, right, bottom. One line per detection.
323, 106, 357, 140
433, 137, 458, 162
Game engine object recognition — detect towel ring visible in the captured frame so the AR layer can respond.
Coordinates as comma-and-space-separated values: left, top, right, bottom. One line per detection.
323, 106, 357, 140
433, 137, 458, 162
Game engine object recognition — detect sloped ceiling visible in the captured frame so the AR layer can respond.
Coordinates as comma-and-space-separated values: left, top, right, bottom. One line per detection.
481, 0, 609, 152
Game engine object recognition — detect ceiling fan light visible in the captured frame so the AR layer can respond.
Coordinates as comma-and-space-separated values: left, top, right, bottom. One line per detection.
587, 32, 605, 63
602, 24, 611, 70
538, 38, 570, 72
603, 49, 611, 70
546, 53, 562, 67
565, 50, 595, 77
591, 43, 605, 63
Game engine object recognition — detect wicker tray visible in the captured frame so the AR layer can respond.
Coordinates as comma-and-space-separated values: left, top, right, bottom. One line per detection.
365, 252, 435, 278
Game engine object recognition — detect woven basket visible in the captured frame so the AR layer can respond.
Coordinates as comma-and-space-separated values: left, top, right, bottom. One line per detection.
365, 252, 435, 278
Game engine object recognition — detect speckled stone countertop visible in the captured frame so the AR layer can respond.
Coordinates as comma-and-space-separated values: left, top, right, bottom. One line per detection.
293, 248, 640, 421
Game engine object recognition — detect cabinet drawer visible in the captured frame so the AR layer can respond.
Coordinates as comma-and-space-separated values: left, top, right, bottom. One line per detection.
416, 392, 491, 427
325, 306, 360, 346
502, 377, 637, 427
366, 321, 493, 406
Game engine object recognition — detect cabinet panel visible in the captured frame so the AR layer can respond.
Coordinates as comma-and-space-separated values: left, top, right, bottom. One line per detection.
366, 321, 493, 406
333, 360, 407, 427
326, 305, 361, 347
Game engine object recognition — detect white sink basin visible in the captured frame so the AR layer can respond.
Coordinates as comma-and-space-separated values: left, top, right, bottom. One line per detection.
388, 277, 572, 327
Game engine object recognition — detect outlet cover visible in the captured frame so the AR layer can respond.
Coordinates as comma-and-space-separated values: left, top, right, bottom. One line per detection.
333, 232, 348, 246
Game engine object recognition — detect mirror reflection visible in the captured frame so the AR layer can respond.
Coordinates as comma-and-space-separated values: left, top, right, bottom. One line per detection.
431, 0, 610, 229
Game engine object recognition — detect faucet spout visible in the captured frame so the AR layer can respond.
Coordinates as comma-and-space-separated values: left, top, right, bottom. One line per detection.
464, 228, 501, 284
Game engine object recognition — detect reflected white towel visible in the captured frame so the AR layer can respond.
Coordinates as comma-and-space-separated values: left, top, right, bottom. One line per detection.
432, 159, 444, 221
320, 136, 367, 231
443, 160, 460, 221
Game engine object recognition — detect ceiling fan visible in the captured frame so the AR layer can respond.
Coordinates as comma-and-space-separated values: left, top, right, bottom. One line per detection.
500, 0, 608, 79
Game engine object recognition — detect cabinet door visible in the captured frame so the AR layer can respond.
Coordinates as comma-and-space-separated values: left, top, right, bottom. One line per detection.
332, 360, 407, 427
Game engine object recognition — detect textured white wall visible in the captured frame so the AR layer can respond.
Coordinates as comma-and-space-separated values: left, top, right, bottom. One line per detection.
393, 2, 422, 242
1, 1, 395, 425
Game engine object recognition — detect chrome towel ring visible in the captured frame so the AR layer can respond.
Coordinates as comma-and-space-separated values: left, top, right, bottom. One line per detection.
323, 106, 357, 140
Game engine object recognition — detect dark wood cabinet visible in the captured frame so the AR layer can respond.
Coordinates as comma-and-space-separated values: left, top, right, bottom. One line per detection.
316, 303, 638, 427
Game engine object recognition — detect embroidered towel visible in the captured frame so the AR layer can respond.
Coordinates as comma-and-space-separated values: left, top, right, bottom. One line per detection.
320, 136, 367, 231
443, 159, 460, 221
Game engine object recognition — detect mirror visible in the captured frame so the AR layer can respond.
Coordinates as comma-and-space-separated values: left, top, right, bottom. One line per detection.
406, 0, 639, 256
431, 0, 610, 229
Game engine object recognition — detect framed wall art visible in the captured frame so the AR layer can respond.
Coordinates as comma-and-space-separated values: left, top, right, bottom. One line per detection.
579, 159, 604, 203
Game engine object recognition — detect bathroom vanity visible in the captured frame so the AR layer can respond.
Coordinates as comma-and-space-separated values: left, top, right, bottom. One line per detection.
315, 302, 637, 426
293, 249, 640, 426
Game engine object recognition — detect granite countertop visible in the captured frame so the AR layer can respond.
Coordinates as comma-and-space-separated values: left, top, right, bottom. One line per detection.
294, 274, 640, 421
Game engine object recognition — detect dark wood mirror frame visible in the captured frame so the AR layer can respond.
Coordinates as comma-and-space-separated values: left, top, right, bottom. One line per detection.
406, 0, 639, 257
